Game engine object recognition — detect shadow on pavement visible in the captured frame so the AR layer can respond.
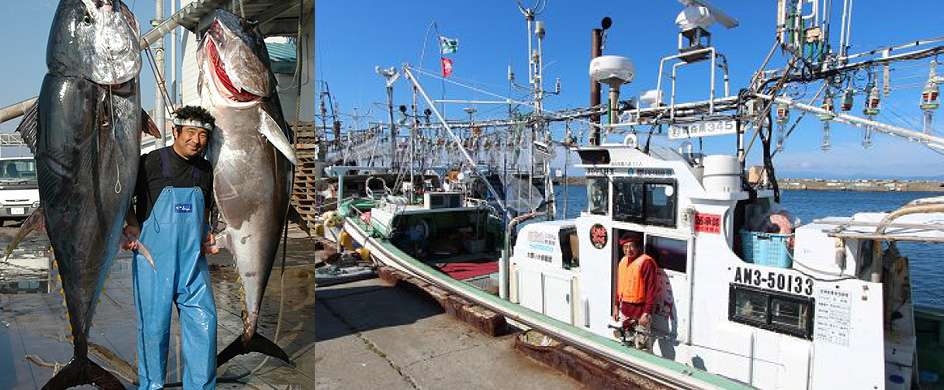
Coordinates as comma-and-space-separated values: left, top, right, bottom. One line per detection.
316, 281, 444, 342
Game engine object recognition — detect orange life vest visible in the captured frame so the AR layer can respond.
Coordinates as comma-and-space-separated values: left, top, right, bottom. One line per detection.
617, 254, 654, 304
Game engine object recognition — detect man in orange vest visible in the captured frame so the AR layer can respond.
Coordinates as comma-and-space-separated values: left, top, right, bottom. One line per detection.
612, 233, 659, 351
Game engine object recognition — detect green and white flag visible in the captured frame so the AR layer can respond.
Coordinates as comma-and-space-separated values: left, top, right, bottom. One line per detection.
439, 36, 458, 54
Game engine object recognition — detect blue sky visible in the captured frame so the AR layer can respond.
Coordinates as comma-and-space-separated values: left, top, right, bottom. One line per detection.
317, 0, 944, 178
0, 2, 941, 177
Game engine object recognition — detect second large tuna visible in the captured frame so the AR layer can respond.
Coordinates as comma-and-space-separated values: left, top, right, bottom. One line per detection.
196, 9, 297, 366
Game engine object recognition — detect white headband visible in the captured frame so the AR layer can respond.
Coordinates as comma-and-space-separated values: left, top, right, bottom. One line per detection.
173, 118, 213, 131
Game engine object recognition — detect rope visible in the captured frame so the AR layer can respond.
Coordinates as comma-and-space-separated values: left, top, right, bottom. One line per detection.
783, 242, 856, 282
412, 67, 525, 105
114, 164, 122, 194
106, 76, 121, 194
275, 2, 308, 94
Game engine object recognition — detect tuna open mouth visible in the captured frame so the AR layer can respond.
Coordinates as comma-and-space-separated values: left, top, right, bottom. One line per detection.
205, 38, 260, 102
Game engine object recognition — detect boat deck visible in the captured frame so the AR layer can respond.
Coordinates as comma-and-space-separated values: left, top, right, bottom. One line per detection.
0, 226, 315, 389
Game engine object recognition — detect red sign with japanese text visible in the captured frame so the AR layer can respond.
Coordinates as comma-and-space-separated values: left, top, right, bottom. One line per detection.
695, 213, 721, 233
589, 224, 608, 249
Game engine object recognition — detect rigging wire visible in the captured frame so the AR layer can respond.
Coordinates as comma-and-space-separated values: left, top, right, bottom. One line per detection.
411, 66, 602, 132
771, 82, 828, 158
144, 46, 177, 118
882, 101, 921, 130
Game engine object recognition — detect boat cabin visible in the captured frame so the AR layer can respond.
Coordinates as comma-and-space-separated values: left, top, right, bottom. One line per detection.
509, 142, 934, 389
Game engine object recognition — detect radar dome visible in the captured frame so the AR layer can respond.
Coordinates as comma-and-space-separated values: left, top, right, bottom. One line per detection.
589, 55, 635, 87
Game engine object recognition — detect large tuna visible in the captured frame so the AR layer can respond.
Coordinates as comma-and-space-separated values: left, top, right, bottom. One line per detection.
29, 0, 146, 388
197, 9, 297, 366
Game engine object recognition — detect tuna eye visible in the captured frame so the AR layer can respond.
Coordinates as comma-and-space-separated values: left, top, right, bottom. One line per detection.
82, 12, 92, 24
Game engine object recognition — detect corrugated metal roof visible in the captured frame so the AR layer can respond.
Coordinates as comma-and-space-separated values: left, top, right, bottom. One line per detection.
177, 0, 312, 120
266, 41, 298, 74
149, 0, 312, 48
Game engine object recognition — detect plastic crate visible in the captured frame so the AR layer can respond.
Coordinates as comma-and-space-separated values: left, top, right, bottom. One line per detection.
739, 230, 792, 268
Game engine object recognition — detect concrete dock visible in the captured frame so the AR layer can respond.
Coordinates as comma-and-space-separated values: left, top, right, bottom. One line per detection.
0, 224, 315, 389
315, 277, 582, 389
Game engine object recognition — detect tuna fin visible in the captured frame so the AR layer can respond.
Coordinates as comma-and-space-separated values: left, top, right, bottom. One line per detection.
121, 231, 156, 269
41, 357, 124, 390
258, 110, 298, 165
135, 244, 156, 270
14, 99, 39, 155
140, 108, 161, 138
212, 231, 229, 252
217, 333, 293, 367
88, 342, 139, 385
4, 207, 45, 261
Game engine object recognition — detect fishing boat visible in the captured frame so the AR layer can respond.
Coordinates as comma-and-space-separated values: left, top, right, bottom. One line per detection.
332, 0, 944, 388
345, 140, 944, 389
502, 144, 944, 389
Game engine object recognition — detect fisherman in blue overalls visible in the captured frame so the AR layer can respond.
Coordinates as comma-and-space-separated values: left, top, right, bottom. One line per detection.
123, 105, 219, 389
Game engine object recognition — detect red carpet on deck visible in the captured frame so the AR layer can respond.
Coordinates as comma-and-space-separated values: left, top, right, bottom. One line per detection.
438, 262, 498, 280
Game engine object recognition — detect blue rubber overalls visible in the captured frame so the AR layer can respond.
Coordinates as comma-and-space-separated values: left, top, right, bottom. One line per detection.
133, 148, 217, 389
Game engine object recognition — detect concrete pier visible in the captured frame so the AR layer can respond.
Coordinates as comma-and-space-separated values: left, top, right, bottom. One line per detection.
316, 276, 582, 389
0, 224, 315, 389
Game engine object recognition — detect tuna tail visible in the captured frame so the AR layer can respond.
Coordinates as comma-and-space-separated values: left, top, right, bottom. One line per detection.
41, 357, 124, 390
217, 333, 293, 367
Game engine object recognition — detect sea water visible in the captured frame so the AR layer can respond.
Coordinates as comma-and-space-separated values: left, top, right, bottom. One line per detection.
554, 185, 943, 309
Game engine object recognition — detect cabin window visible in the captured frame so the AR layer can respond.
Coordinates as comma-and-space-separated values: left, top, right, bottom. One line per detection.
770, 296, 812, 332
577, 149, 611, 165
646, 236, 688, 273
587, 177, 609, 215
645, 183, 676, 225
612, 180, 644, 221
732, 286, 768, 323
729, 284, 814, 339
612, 178, 677, 227
559, 227, 579, 269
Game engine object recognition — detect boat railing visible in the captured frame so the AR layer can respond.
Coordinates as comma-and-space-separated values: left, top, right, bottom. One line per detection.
812, 198, 944, 284
822, 220, 944, 243
318, 195, 357, 213
364, 176, 392, 200
464, 196, 493, 210
342, 200, 387, 238
820, 199, 944, 244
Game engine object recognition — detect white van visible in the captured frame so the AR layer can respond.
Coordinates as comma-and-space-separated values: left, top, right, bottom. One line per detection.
0, 157, 40, 226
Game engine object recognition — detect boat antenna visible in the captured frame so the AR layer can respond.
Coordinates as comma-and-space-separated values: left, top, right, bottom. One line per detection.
515, 0, 548, 17
642, 124, 657, 154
